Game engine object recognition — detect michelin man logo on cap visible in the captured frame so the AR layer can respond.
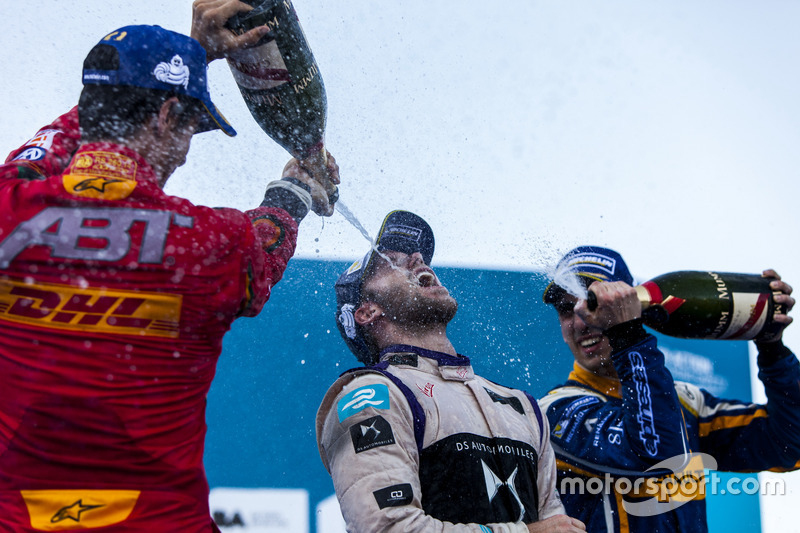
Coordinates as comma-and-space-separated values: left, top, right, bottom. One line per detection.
154, 55, 190, 88
82, 25, 237, 137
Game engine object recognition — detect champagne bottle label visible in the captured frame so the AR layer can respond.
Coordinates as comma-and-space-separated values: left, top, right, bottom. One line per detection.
717, 292, 771, 340
228, 41, 289, 91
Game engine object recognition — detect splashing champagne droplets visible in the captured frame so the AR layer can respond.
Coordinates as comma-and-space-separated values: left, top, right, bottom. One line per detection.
336, 201, 404, 270
336, 200, 372, 244
552, 269, 588, 300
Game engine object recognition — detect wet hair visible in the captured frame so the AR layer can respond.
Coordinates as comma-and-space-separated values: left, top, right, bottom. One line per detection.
78, 44, 203, 141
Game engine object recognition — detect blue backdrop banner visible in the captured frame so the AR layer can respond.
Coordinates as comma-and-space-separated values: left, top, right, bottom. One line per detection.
205, 259, 759, 532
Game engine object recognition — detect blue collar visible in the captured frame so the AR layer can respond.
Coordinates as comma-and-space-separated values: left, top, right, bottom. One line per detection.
379, 344, 471, 367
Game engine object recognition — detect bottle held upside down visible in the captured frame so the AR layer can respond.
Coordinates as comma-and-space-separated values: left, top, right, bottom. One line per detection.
225, 0, 327, 161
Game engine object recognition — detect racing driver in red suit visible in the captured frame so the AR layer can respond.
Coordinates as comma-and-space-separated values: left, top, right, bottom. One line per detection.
0, 3, 339, 532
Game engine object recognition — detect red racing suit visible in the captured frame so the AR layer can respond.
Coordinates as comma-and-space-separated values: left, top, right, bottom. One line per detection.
0, 113, 299, 532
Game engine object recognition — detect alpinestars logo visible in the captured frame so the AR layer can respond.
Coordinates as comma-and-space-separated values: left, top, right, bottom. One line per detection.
51, 500, 103, 523
72, 177, 126, 193
481, 460, 524, 522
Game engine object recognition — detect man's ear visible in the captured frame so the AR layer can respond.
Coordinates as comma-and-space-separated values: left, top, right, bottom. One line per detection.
155, 97, 182, 136
354, 301, 382, 327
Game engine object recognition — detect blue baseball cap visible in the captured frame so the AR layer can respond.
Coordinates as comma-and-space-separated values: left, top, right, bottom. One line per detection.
335, 210, 435, 364
82, 25, 236, 136
543, 246, 633, 303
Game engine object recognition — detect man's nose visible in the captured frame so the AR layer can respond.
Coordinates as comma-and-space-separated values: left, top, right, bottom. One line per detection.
571, 309, 589, 330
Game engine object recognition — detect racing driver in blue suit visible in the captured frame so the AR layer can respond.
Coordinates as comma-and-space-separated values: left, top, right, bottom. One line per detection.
538, 246, 800, 532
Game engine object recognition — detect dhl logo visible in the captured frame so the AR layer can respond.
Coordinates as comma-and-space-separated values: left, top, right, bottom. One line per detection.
0, 278, 180, 338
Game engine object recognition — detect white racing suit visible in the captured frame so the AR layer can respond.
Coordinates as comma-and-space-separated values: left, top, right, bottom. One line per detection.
316, 344, 565, 532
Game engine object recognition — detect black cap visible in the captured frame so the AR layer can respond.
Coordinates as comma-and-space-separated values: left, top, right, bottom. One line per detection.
335, 210, 435, 364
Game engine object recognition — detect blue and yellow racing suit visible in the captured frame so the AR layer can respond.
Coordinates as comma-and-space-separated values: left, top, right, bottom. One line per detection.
539, 319, 800, 532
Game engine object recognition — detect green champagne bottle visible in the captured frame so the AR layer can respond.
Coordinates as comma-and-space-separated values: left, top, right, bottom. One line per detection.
591, 271, 784, 341
225, 0, 326, 161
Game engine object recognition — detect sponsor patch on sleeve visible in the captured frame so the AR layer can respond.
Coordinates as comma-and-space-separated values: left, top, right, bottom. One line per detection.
337, 383, 390, 422
373, 483, 413, 509
251, 213, 285, 253
11, 128, 63, 163
350, 415, 395, 453
12, 128, 62, 162
12, 146, 47, 162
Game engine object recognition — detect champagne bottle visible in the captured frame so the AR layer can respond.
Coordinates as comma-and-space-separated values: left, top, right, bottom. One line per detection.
588, 271, 785, 341
225, 0, 327, 162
